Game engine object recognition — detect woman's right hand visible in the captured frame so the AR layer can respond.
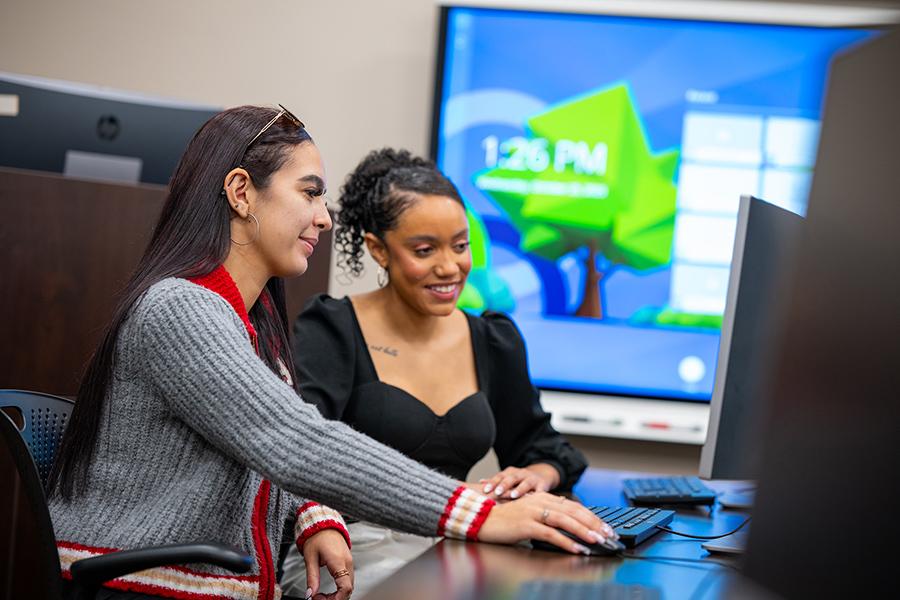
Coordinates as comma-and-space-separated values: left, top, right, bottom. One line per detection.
476, 491, 617, 554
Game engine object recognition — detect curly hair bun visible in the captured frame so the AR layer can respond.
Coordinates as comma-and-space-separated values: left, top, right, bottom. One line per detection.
340, 148, 434, 213
336, 148, 461, 279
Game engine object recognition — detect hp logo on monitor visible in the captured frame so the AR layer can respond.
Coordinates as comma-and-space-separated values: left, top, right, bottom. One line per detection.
96, 114, 120, 141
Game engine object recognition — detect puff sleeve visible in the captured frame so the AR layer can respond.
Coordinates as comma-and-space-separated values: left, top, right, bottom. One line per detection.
479, 312, 588, 491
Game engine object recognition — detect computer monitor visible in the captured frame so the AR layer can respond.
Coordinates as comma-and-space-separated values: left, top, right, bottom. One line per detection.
739, 27, 900, 598
0, 72, 219, 186
430, 1, 894, 442
698, 195, 804, 481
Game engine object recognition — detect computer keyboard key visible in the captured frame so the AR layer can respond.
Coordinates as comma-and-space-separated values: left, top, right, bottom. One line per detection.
588, 505, 675, 547
623, 476, 717, 506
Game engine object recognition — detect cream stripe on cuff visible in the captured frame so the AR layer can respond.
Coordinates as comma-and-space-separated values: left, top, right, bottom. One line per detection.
438, 487, 496, 541
295, 503, 351, 550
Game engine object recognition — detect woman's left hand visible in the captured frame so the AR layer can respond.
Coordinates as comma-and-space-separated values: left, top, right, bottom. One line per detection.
478, 463, 561, 500
302, 529, 354, 600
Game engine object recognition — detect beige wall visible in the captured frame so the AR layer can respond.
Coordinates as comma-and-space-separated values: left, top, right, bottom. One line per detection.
0, 0, 441, 199
3, 0, 897, 220
3, 0, 896, 475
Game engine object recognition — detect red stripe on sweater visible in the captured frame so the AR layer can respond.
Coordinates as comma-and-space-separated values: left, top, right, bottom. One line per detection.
250, 481, 275, 600
187, 266, 257, 343
296, 501, 319, 516
57, 541, 260, 581
466, 498, 496, 541
61, 566, 254, 600
97, 576, 235, 600
295, 503, 351, 550
437, 486, 465, 537
295, 519, 352, 551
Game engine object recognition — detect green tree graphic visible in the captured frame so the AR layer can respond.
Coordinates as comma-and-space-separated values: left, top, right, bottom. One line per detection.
477, 83, 678, 318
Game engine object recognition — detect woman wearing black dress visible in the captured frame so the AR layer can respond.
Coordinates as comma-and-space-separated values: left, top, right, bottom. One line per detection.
280, 148, 595, 597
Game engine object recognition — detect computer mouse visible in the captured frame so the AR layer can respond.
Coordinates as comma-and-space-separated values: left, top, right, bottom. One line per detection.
531, 529, 626, 556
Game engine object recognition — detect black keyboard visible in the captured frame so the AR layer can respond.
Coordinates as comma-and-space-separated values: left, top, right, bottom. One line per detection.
516, 580, 661, 600
592, 506, 674, 547
623, 476, 717, 506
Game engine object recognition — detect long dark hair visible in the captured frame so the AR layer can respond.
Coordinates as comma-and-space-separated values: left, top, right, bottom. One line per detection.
335, 148, 463, 277
48, 106, 311, 499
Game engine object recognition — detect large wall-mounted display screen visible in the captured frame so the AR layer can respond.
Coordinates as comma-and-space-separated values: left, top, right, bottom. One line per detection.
432, 6, 876, 401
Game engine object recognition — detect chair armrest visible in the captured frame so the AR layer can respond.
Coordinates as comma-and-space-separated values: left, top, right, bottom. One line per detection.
70, 543, 253, 585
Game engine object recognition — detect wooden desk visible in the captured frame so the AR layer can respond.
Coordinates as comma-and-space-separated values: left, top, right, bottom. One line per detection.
363, 469, 751, 599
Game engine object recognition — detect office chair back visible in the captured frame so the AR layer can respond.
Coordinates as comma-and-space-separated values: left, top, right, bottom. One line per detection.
0, 390, 254, 599
0, 409, 65, 599
0, 389, 74, 489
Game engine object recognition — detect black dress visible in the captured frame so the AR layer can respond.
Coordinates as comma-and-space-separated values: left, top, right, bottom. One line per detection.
290, 295, 587, 490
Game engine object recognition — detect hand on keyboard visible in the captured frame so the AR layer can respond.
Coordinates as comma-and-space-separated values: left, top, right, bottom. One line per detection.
477, 491, 617, 554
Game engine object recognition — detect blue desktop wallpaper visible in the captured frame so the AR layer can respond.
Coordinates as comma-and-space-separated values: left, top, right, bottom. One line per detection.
434, 7, 875, 401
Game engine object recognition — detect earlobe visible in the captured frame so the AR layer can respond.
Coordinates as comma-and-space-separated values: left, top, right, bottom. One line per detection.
228, 199, 250, 220
231, 202, 249, 219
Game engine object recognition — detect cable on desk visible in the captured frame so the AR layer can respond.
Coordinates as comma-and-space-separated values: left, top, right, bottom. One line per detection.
654, 516, 751, 540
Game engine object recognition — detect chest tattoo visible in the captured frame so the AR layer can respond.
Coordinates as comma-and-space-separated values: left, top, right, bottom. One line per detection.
369, 344, 399, 357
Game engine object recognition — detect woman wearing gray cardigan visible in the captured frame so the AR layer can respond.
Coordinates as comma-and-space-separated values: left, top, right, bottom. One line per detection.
47, 105, 611, 600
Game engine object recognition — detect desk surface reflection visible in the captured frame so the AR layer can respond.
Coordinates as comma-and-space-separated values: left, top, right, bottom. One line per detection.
363, 470, 749, 600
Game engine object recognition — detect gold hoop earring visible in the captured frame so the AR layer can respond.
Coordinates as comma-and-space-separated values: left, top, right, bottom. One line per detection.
231, 212, 260, 246
376, 266, 388, 287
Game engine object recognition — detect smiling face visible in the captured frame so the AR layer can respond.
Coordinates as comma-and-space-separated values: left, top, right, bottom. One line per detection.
376, 194, 471, 317
244, 142, 332, 278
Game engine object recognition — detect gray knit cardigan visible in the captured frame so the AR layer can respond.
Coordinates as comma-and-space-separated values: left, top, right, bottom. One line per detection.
49, 277, 494, 600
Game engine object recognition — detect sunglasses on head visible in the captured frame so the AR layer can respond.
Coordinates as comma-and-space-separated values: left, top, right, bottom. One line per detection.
223, 105, 305, 195
243, 103, 305, 155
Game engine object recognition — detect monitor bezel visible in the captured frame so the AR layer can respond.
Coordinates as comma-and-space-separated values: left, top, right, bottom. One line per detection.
699, 194, 753, 476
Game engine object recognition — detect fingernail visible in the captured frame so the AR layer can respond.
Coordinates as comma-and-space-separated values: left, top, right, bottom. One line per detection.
494, 486, 504, 496
574, 542, 592, 555
483, 484, 493, 494
305, 588, 312, 600
510, 490, 519, 499
589, 530, 607, 544
603, 524, 615, 537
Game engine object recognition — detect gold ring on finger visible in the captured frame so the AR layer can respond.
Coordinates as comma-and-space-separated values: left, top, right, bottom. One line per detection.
331, 568, 352, 579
